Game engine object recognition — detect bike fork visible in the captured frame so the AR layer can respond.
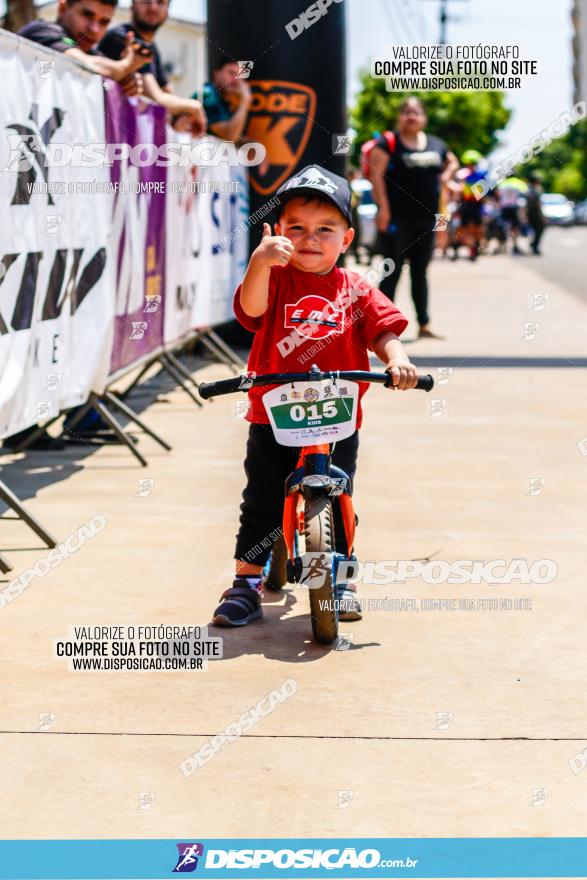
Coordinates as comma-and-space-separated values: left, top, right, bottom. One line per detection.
282, 444, 356, 581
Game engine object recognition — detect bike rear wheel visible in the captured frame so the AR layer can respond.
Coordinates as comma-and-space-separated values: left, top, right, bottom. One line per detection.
304, 498, 338, 644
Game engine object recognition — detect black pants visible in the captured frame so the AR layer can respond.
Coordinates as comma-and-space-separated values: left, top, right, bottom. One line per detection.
530, 223, 545, 253
235, 424, 359, 566
377, 217, 435, 326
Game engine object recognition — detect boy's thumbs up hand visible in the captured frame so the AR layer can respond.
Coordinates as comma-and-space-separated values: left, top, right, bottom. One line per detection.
254, 223, 295, 268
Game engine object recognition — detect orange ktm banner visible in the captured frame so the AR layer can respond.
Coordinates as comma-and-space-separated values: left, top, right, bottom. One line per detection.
244, 81, 317, 196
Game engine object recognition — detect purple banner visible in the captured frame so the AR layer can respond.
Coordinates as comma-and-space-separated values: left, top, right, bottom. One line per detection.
105, 87, 167, 375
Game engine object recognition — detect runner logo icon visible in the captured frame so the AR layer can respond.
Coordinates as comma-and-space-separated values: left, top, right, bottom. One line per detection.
173, 843, 204, 873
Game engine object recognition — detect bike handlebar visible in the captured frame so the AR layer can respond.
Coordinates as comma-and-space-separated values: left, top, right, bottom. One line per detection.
199, 367, 435, 400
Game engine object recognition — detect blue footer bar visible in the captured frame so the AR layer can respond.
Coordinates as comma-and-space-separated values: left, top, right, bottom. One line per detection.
0, 838, 585, 879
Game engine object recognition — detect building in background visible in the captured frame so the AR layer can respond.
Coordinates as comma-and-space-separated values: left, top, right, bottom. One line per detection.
572, 0, 586, 103
36, 0, 206, 98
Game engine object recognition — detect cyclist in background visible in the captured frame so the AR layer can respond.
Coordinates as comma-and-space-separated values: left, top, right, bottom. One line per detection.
498, 178, 523, 255
457, 150, 486, 261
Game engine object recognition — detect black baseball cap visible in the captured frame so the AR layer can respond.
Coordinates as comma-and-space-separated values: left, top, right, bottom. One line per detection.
275, 165, 353, 226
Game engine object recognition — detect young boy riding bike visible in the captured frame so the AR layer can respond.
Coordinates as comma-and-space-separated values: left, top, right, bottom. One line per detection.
212, 165, 418, 628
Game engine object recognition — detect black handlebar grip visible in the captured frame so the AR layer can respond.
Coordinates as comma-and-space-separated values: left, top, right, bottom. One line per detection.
384, 370, 435, 391
416, 374, 435, 392
198, 377, 244, 399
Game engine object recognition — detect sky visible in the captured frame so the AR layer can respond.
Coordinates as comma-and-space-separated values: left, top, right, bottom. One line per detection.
8, 0, 575, 159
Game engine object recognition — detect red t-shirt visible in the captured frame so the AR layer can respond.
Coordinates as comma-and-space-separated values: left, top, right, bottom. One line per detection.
233, 264, 408, 428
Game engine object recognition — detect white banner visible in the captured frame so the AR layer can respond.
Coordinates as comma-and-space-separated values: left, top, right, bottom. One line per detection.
165, 135, 249, 345
206, 158, 249, 329
164, 133, 212, 347
0, 32, 114, 438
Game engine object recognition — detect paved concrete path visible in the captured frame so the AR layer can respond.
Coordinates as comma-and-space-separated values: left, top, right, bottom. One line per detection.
1, 251, 585, 840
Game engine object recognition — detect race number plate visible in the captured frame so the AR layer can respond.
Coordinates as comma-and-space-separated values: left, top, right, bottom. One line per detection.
262, 380, 359, 446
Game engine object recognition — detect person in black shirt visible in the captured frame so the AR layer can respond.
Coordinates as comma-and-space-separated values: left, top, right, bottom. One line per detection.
19, 0, 151, 95
370, 97, 458, 338
525, 173, 546, 255
99, 0, 206, 134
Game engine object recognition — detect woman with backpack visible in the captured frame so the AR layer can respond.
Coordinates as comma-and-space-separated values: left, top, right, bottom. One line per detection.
368, 97, 459, 338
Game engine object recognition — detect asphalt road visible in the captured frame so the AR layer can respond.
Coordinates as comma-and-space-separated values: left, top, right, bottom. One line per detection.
518, 224, 587, 303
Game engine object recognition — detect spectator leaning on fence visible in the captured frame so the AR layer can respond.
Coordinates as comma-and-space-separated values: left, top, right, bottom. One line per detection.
99, 0, 206, 135
18, 0, 151, 96
193, 56, 252, 142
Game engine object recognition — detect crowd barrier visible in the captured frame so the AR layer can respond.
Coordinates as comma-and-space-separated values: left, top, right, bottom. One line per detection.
0, 29, 249, 439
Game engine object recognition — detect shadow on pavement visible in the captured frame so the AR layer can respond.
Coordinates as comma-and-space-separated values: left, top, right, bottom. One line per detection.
210, 590, 381, 663
0, 355, 214, 554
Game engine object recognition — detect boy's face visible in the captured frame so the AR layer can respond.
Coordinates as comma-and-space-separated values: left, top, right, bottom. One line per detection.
275, 198, 354, 274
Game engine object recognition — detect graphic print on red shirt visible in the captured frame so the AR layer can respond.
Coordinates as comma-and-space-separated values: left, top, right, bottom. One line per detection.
284, 295, 345, 339
233, 263, 408, 427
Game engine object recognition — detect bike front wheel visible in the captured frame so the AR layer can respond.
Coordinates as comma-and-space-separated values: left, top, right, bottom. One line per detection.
304, 498, 338, 644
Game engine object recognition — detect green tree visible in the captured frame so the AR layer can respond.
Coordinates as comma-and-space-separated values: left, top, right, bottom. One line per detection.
350, 70, 512, 162
523, 119, 587, 199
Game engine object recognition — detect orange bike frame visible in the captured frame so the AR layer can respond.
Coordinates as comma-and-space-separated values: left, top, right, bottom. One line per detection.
281, 443, 355, 562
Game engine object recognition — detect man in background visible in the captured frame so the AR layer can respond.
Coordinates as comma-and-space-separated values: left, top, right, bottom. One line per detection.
526, 173, 546, 256
195, 56, 252, 142
19, 0, 150, 94
99, 0, 206, 133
